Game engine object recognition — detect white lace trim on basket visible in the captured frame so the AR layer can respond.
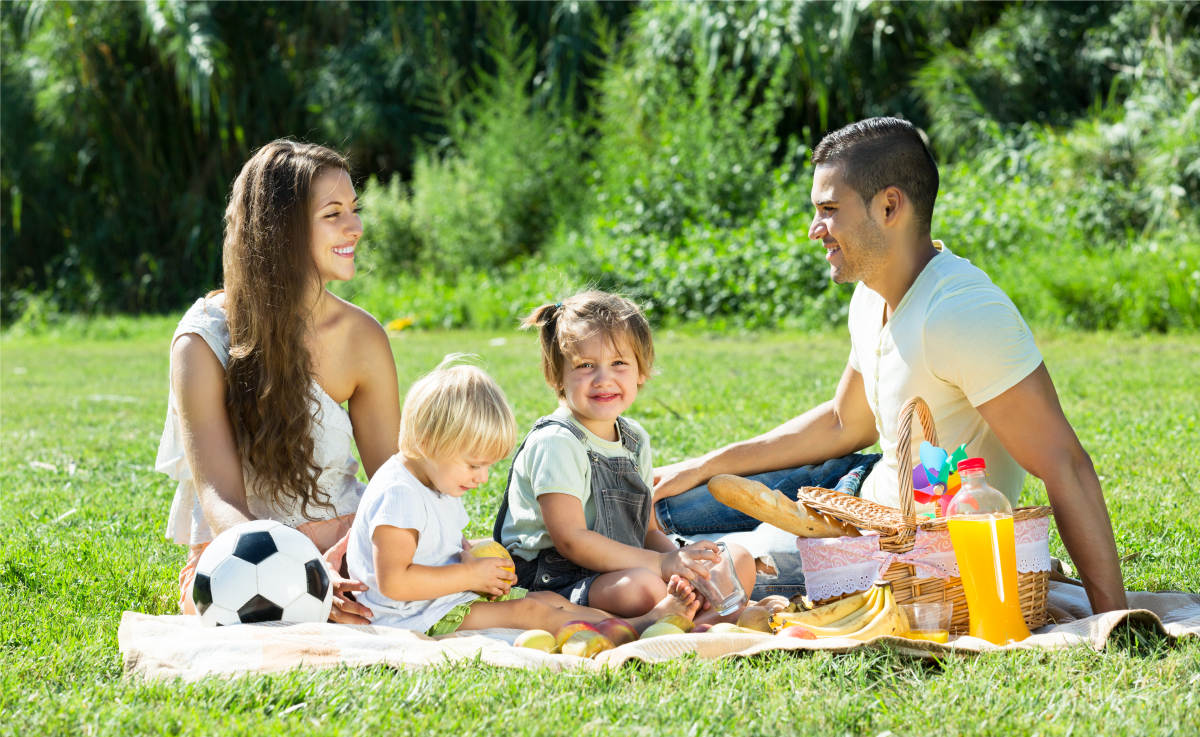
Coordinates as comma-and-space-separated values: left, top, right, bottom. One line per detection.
803, 562, 882, 602
797, 518, 1052, 602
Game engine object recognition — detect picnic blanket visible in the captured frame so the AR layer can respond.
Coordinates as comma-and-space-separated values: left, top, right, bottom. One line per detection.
119, 582, 1200, 681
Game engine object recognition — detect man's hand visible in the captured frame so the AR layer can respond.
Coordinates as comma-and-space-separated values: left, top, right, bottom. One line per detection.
322, 532, 374, 624
977, 363, 1127, 613
652, 459, 709, 503
652, 363, 878, 513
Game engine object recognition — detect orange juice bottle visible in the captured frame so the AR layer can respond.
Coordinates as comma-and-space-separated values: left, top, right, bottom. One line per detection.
945, 458, 1032, 645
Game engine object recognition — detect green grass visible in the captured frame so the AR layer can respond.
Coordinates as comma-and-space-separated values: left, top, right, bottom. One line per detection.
2, 325, 1198, 736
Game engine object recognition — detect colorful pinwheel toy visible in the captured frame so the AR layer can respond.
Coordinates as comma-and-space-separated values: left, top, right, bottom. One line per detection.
912, 442, 969, 516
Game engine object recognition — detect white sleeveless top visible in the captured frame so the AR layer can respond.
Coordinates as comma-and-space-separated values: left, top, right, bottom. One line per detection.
156, 297, 366, 545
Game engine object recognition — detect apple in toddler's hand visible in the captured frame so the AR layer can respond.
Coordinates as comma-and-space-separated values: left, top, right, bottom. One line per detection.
555, 621, 600, 650
561, 631, 615, 659
596, 618, 638, 646
467, 540, 516, 598
777, 625, 818, 640
514, 630, 557, 652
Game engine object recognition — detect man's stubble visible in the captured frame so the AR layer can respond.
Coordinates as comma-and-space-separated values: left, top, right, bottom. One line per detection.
832, 213, 890, 285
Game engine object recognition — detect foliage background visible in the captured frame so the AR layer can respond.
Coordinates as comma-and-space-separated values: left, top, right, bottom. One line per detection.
3, 1, 1198, 332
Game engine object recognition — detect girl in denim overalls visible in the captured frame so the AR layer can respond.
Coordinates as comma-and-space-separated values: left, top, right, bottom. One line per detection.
494, 291, 757, 620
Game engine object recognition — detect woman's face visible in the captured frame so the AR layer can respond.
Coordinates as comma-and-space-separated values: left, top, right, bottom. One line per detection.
310, 168, 362, 284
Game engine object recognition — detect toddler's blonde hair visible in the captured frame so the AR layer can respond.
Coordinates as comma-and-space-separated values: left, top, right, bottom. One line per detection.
398, 354, 518, 464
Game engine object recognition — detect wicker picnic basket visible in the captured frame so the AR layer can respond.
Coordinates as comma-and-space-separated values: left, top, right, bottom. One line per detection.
795, 397, 1053, 635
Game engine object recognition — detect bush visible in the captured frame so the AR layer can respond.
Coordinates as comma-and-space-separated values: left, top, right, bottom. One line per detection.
586, 174, 848, 330
331, 258, 588, 331
363, 10, 587, 276
590, 26, 795, 240
136, 0, 1200, 337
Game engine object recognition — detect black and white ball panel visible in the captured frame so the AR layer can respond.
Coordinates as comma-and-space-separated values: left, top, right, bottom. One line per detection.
232, 530, 278, 565
304, 558, 331, 601
192, 519, 334, 626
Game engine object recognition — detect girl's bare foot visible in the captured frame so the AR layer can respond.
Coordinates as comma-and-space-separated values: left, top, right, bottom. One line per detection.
626, 577, 702, 633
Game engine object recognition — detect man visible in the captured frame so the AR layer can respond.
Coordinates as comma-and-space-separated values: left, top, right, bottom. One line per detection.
653, 117, 1127, 614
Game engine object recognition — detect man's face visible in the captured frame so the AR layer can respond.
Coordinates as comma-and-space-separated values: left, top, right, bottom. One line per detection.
808, 165, 889, 284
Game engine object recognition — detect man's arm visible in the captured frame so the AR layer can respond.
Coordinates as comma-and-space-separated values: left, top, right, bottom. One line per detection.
976, 362, 1127, 613
653, 362, 879, 502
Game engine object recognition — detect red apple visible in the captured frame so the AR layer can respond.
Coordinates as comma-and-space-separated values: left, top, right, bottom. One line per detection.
693, 623, 713, 633
596, 618, 638, 646
778, 625, 818, 640
554, 620, 600, 650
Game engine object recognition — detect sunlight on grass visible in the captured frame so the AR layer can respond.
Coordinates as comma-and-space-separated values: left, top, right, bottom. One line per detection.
1, 326, 1197, 736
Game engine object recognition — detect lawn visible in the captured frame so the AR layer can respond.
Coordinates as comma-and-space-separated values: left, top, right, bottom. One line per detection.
1, 324, 1198, 736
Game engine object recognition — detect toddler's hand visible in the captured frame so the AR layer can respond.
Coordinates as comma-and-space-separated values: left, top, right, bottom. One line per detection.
464, 555, 518, 599
660, 541, 720, 584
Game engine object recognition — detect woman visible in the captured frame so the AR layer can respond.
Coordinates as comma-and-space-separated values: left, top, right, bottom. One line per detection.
156, 140, 400, 623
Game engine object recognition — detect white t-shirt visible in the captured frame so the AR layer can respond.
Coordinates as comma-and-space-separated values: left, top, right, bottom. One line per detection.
849, 242, 1043, 510
346, 455, 477, 631
500, 407, 654, 562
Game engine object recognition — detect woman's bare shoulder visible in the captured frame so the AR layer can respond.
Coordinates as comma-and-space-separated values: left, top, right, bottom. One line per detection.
324, 292, 392, 363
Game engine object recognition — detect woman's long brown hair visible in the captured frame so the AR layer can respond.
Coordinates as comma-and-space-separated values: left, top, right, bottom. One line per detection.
218, 140, 348, 521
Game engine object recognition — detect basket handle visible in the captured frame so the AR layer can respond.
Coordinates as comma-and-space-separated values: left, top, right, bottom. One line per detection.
896, 396, 939, 520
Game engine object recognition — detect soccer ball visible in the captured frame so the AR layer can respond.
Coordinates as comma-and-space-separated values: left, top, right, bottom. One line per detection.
192, 520, 333, 626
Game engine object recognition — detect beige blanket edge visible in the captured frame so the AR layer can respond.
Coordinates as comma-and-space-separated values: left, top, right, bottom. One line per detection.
118, 583, 1200, 681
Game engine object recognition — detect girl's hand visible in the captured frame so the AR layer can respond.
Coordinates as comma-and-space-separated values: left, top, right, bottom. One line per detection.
464, 555, 518, 599
659, 540, 720, 583
323, 532, 374, 624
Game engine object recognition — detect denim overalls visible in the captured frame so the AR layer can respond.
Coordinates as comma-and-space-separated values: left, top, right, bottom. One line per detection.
492, 415, 652, 606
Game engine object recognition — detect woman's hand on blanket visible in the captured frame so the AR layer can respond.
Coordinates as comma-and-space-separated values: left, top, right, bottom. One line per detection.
465, 555, 518, 599
330, 574, 373, 624
323, 532, 374, 624
660, 540, 721, 585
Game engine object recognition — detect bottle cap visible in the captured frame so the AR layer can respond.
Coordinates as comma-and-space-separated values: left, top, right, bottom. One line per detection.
957, 457, 986, 473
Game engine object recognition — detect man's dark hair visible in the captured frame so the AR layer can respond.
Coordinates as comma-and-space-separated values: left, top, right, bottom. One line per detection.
811, 117, 939, 236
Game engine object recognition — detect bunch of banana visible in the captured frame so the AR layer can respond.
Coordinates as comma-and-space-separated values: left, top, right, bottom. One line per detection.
770, 582, 908, 642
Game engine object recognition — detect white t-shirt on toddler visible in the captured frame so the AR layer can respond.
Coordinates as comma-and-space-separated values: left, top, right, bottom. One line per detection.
346, 454, 477, 632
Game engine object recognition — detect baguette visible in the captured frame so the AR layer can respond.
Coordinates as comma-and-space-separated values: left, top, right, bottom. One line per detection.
709, 474, 860, 538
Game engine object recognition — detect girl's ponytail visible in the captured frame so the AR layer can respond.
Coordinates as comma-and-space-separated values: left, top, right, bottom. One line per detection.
521, 302, 564, 393
519, 292, 654, 399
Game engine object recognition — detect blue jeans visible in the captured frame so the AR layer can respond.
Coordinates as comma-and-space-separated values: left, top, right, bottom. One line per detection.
654, 453, 881, 599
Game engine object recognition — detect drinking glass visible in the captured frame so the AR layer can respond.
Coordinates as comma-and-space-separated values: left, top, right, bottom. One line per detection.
689, 542, 747, 615
899, 602, 954, 643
